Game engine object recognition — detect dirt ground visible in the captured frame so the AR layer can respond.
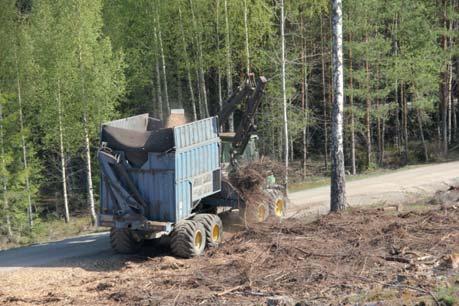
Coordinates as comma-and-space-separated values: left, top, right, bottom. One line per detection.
1, 191, 458, 306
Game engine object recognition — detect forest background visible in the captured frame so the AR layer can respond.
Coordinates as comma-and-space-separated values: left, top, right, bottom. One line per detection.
0, 0, 458, 243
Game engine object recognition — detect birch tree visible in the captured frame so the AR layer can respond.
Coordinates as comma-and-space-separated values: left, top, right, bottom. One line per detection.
243, 0, 250, 74
73, 0, 125, 225
224, 0, 234, 131
155, 3, 170, 116
280, 0, 289, 189
331, 0, 346, 212
178, 6, 197, 120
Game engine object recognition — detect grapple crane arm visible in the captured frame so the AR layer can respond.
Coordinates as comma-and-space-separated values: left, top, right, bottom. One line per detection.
217, 75, 267, 163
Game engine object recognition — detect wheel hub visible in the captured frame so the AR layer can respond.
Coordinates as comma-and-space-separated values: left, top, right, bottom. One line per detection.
211, 224, 220, 242
257, 205, 266, 222
274, 199, 285, 217
194, 231, 203, 249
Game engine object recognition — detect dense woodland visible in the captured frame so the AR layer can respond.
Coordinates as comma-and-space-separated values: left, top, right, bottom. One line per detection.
0, 0, 458, 240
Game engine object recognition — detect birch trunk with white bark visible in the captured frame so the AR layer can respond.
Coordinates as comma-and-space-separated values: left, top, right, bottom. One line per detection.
301, 14, 309, 178
57, 78, 70, 223
189, 0, 209, 118
280, 0, 289, 190
216, 0, 223, 111
224, 0, 234, 131
156, 10, 170, 115
178, 6, 197, 120
83, 114, 97, 226
154, 25, 164, 120
77, 21, 97, 225
15, 55, 33, 228
330, 0, 346, 212
243, 0, 250, 75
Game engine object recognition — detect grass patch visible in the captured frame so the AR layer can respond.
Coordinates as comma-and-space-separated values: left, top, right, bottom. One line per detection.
0, 215, 106, 250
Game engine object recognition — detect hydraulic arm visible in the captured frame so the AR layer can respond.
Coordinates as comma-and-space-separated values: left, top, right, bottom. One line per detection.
218, 75, 267, 161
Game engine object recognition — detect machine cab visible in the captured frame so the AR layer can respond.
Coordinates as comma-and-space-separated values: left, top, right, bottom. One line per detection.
220, 132, 259, 166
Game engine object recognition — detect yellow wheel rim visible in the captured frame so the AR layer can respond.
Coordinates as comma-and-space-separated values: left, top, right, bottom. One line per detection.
274, 199, 285, 217
211, 224, 220, 242
257, 205, 266, 222
194, 231, 203, 249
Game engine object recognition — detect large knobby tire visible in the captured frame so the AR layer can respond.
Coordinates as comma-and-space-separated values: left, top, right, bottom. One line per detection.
170, 220, 206, 258
240, 202, 270, 224
193, 214, 223, 247
110, 228, 144, 254
267, 189, 288, 219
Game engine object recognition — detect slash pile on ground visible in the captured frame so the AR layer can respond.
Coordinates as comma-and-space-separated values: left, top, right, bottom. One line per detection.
1, 199, 457, 305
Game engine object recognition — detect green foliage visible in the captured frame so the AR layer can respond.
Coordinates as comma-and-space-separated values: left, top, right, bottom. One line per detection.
0, 0, 458, 239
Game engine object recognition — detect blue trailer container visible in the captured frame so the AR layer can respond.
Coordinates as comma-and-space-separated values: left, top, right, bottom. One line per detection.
98, 114, 221, 231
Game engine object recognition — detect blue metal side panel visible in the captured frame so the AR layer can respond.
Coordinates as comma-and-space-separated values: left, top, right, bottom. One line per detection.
100, 178, 113, 213
173, 117, 218, 149
174, 140, 221, 221
128, 153, 176, 222
172, 117, 221, 222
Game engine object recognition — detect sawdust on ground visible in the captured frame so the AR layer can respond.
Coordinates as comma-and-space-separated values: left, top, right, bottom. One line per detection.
0, 199, 458, 305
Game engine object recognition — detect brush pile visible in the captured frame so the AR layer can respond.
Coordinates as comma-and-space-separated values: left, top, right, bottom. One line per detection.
228, 157, 286, 192
227, 157, 287, 222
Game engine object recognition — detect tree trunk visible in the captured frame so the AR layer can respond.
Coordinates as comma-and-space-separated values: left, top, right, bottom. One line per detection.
301, 14, 308, 179
178, 6, 197, 120
280, 0, 289, 190
216, 0, 223, 111
77, 31, 97, 226
417, 109, 429, 162
376, 68, 382, 165
320, 17, 329, 171
441, 0, 449, 156
177, 74, 183, 108
393, 15, 401, 154
402, 83, 409, 163
83, 114, 97, 226
0, 104, 12, 238
156, 9, 170, 116
381, 119, 386, 163
447, 11, 453, 144
447, 57, 453, 144
348, 35, 356, 175
189, 0, 209, 118
224, 0, 234, 131
57, 78, 70, 223
154, 26, 164, 120
243, 0, 250, 75
454, 98, 458, 141
15, 54, 33, 228
377, 100, 382, 165
365, 38, 371, 170
330, 0, 346, 212
195, 69, 202, 118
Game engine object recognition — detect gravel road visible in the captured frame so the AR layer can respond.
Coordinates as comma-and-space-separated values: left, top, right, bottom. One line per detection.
1, 161, 458, 271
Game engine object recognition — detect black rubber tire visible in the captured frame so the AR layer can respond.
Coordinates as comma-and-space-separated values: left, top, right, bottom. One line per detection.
267, 189, 288, 219
170, 220, 206, 258
193, 214, 223, 247
110, 228, 144, 254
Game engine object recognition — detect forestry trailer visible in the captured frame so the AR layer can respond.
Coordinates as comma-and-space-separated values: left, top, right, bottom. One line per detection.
98, 75, 288, 257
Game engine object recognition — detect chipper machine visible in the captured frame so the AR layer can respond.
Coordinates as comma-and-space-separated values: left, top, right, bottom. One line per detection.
98, 76, 287, 258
